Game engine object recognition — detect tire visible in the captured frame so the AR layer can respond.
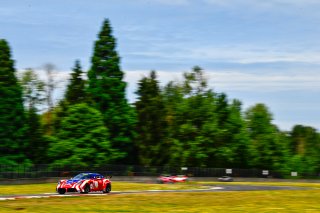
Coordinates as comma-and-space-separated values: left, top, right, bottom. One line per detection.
81, 184, 90, 194
58, 188, 66, 194
103, 184, 111, 193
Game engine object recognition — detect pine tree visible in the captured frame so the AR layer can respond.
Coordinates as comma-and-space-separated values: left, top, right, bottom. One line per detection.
65, 60, 86, 105
135, 71, 167, 166
0, 39, 27, 165
87, 19, 136, 163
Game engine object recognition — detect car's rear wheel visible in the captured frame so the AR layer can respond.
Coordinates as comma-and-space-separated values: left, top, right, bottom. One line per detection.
103, 184, 111, 193
81, 184, 90, 194
58, 188, 66, 194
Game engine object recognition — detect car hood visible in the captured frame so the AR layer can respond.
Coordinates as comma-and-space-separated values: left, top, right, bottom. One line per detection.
60, 179, 83, 186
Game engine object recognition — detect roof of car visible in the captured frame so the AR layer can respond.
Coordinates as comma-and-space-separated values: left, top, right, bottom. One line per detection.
77, 173, 103, 177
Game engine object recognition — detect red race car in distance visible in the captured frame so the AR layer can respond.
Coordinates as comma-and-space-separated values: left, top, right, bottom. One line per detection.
157, 174, 188, 184
56, 172, 111, 194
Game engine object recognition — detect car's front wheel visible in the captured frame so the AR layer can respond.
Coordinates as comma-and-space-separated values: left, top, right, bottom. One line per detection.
57, 188, 66, 194
81, 184, 90, 194
103, 184, 111, 193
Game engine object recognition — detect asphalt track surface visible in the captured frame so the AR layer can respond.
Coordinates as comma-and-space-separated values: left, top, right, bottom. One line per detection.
0, 185, 310, 201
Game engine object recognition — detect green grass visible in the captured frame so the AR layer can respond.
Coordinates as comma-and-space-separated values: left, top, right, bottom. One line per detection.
0, 183, 56, 195
0, 181, 203, 195
1, 190, 320, 212
0, 181, 320, 212
1, 181, 320, 195
197, 181, 320, 189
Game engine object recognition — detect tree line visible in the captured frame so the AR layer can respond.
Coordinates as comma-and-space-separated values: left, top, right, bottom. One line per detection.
1, 19, 319, 176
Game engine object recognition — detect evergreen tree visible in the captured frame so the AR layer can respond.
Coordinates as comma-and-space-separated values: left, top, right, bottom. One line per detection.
135, 71, 167, 166
87, 19, 136, 163
0, 39, 27, 165
65, 60, 86, 105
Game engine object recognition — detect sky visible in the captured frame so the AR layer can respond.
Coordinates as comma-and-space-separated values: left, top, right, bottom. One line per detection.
1, 0, 320, 131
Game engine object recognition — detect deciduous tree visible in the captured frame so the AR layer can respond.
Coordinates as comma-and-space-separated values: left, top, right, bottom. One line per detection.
19, 68, 46, 163
48, 103, 117, 167
20, 68, 46, 111
245, 103, 287, 170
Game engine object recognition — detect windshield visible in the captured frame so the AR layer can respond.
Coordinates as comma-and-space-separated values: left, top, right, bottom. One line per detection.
72, 173, 90, 180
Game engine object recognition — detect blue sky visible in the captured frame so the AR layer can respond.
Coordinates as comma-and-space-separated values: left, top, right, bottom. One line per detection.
1, 0, 320, 131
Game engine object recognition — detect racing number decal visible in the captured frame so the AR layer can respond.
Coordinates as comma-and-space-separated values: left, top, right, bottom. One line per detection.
94, 181, 98, 188
90, 181, 99, 190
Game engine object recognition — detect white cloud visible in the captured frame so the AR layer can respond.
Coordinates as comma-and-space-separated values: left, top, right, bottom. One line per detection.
125, 69, 320, 94
128, 44, 320, 65
207, 70, 320, 92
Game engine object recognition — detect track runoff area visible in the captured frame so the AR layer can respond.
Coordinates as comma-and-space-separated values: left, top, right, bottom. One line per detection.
0, 185, 307, 201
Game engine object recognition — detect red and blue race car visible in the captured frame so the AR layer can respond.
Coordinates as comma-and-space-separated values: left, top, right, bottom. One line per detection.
56, 172, 111, 194
157, 174, 188, 184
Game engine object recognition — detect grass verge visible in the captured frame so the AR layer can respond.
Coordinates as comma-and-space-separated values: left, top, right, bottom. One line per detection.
0, 181, 203, 195
197, 181, 320, 189
1, 190, 320, 212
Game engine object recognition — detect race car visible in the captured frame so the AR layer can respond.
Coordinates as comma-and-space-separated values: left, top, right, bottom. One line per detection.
157, 174, 188, 184
56, 172, 111, 194
217, 176, 233, 182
